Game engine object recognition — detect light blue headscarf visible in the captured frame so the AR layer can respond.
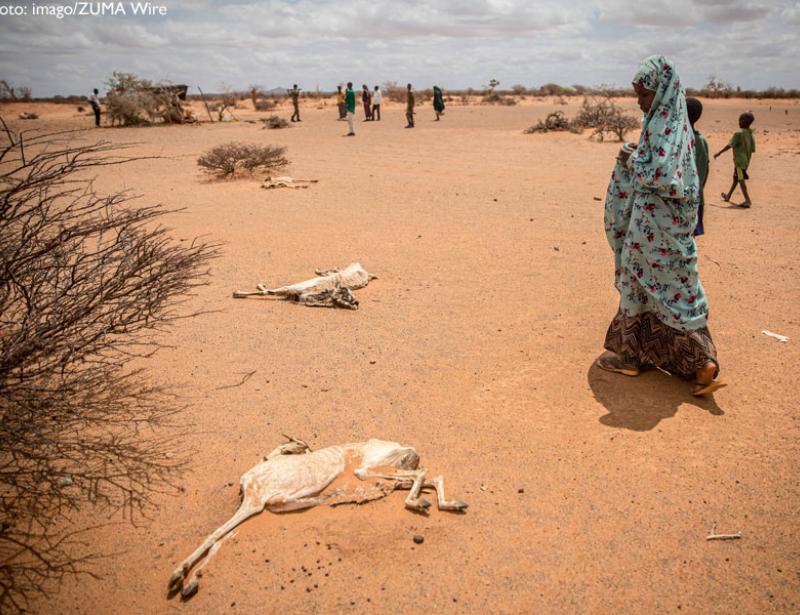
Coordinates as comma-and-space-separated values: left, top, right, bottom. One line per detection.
603, 55, 708, 332
629, 55, 699, 204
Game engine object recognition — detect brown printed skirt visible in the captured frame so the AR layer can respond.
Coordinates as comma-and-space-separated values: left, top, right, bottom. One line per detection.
604, 310, 718, 380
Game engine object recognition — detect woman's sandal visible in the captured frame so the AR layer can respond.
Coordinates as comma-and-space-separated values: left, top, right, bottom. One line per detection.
691, 362, 727, 396
596, 354, 640, 377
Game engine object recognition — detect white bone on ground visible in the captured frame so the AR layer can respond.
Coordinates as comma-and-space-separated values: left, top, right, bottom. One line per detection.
762, 330, 790, 342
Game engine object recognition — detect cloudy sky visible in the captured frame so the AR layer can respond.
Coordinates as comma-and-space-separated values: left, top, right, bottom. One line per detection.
1, 0, 798, 96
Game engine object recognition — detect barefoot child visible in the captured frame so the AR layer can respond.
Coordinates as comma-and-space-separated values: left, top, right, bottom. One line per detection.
686, 98, 708, 235
715, 112, 755, 207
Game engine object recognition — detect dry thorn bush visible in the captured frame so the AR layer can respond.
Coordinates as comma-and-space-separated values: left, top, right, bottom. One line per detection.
0, 120, 218, 611
524, 97, 640, 142
197, 142, 288, 178
524, 111, 577, 134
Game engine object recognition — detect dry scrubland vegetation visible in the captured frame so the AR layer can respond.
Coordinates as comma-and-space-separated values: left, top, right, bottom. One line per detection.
5, 73, 800, 111
197, 142, 289, 178
0, 124, 218, 610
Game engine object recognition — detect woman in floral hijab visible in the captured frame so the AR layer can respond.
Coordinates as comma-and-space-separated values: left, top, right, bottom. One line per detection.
598, 55, 725, 396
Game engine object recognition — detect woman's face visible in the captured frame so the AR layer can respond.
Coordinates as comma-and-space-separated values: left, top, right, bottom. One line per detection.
634, 82, 656, 113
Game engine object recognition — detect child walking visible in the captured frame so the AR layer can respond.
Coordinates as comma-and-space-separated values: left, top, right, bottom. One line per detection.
686, 98, 708, 235
715, 112, 755, 208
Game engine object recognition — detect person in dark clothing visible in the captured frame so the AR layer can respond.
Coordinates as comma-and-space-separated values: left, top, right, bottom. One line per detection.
90, 88, 101, 127
361, 85, 372, 120
290, 84, 301, 122
433, 85, 445, 121
686, 97, 708, 236
405, 83, 415, 128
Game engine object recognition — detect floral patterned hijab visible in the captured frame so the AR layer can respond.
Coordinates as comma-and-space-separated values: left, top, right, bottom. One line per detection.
629, 55, 698, 203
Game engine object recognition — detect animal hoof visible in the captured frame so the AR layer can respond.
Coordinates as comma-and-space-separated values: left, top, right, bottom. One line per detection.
453, 500, 469, 511
420, 499, 432, 509
180, 579, 199, 600
167, 570, 184, 593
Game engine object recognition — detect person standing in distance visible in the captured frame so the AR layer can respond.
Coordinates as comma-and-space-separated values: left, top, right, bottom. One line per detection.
371, 85, 382, 121
345, 82, 356, 136
405, 83, 415, 128
290, 84, 301, 122
90, 88, 101, 127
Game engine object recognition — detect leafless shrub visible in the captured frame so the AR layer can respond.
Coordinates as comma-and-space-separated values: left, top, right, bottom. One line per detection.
382, 81, 406, 103
0, 122, 218, 611
197, 142, 288, 178
511, 84, 528, 96
572, 96, 640, 141
0, 81, 32, 101
261, 115, 289, 129
524, 111, 578, 134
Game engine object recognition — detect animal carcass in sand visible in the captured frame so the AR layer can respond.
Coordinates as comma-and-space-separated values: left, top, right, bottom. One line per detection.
262, 175, 319, 189
167, 437, 467, 599
232, 262, 376, 309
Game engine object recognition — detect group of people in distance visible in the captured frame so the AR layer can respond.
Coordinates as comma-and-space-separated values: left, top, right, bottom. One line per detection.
599, 54, 756, 398
334, 83, 446, 135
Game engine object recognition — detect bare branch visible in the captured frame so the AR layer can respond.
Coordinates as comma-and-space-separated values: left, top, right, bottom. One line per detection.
0, 129, 219, 610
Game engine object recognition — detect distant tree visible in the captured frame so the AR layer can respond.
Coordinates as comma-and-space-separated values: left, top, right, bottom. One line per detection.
485, 79, 500, 94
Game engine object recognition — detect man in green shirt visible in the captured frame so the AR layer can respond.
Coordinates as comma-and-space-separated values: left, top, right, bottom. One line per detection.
290, 84, 301, 122
345, 82, 356, 136
405, 83, 415, 128
715, 111, 755, 208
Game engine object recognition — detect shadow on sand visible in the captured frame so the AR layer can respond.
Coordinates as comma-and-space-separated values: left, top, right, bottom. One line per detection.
587, 362, 724, 431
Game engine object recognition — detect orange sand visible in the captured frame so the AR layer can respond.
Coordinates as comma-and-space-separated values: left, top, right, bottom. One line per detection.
4, 96, 799, 614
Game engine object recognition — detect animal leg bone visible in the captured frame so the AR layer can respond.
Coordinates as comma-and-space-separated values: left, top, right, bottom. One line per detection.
426, 475, 469, 511
168, 501, 262, 597
355, 468, 431, 512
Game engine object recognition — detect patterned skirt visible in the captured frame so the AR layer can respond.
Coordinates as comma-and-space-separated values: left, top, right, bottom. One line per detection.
604, 309, 718, 380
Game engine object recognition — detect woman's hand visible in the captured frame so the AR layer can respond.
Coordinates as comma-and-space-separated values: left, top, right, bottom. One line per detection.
617, 143, 636, 163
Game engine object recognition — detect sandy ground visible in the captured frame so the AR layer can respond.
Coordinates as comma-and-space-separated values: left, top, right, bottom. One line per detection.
4, 96, 800, 614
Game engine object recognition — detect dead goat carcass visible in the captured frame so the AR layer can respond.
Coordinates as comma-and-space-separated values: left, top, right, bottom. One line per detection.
261, 175, 319, 189
232, 262, 375, 309
167, 437, 467, 599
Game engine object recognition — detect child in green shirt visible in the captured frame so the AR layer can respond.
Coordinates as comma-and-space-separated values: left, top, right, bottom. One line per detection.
686, 98, 708, 236
715, 112, 755, 208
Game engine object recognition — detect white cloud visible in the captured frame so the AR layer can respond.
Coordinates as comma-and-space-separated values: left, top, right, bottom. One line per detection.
0, 0, 797, 96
